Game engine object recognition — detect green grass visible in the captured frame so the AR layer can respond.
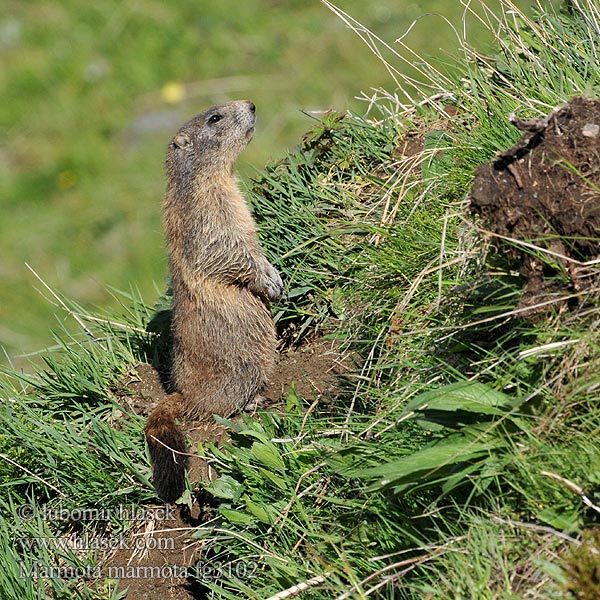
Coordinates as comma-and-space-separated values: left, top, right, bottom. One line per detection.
1, 0, 599, 599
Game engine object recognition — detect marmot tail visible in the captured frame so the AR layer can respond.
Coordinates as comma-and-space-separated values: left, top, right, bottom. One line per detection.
144, 394, 188, 503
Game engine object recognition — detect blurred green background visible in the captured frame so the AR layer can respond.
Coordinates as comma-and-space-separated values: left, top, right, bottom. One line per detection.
1, 1, 540, 363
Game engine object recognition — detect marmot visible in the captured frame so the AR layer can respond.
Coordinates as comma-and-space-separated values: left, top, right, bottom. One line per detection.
145, 100, 283, 502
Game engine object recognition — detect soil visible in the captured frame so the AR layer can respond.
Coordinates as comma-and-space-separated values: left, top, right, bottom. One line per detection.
105, 337, 350, 599
470, 96, 600, 312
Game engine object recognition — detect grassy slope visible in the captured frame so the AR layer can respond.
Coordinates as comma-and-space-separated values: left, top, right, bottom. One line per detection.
0, 0, 509, 361
1, 1, 600, 599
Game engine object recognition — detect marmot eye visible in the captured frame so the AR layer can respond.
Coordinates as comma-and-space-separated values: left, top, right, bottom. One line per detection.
208, 114, 222, 124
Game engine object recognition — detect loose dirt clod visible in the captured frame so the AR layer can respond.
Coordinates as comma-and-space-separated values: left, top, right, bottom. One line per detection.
470, 96, 600, 310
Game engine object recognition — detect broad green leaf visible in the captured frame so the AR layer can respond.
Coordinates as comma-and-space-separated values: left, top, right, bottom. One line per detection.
234, 429, 272, 443
219, 508, 253, 525
250, 442, 285, 472
258, 467, 288, 491
214, 414, 269, 439
404, 381, 514, 417
244, 497, 275, 524
352, 436, 498, 491
206, 475, 244, 501
440, 460, 487, 495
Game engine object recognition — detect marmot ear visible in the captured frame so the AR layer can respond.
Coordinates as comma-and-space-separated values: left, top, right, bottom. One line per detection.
172, 133, 191, 149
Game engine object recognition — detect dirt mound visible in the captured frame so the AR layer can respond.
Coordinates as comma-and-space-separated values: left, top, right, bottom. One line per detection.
470, 96, 600, 309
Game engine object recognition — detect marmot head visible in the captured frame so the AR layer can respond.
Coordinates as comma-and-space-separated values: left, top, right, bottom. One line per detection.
166, 100, 256, 185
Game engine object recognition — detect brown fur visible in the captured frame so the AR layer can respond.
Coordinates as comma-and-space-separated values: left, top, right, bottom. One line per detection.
145, 101, 283, 502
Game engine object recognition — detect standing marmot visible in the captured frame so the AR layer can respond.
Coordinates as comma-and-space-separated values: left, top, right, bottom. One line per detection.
145, 100, 283, 502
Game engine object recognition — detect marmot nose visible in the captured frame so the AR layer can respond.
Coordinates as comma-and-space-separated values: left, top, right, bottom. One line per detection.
248, 102, 256, 113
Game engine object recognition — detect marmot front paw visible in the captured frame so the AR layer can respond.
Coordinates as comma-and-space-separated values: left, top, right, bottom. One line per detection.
253, 262, 284, 302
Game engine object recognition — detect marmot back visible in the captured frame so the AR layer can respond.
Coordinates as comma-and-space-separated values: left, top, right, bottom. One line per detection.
145, 100, 283, 502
